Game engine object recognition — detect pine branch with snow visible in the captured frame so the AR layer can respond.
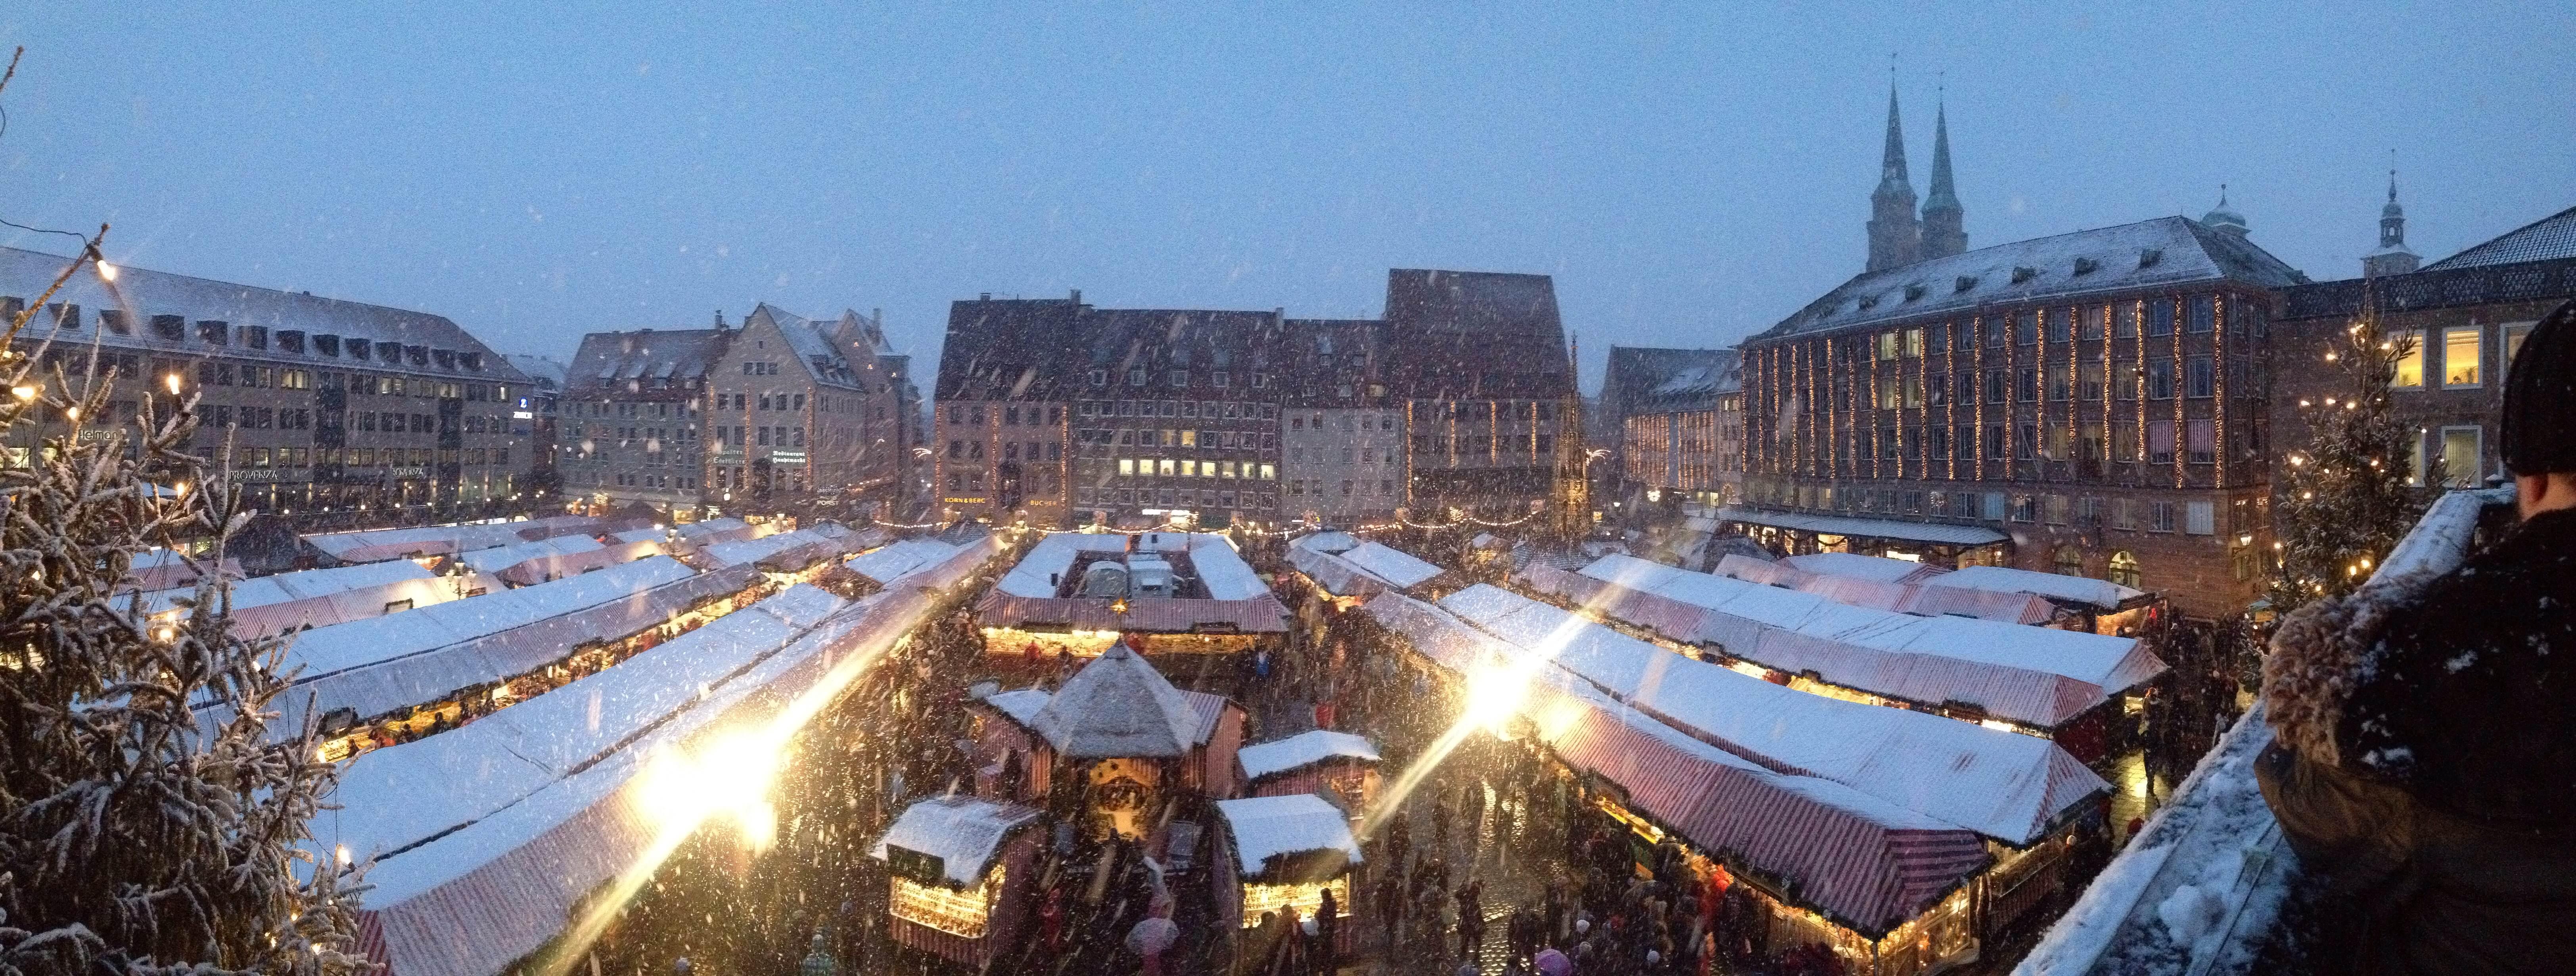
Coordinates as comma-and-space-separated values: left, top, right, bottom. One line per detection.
0, 241, 366, 976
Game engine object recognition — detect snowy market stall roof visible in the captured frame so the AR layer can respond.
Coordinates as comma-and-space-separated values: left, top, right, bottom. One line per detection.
1437, 583, 2106, 845
1543, 555, 2164, 728
210, 556, 752, 737
1923, 565, 2147, 613
843, 537, 964, 586
303, 515, 618, 564
1359, 592, 1991, 936
1237, 730, 1381, 784
457, 534, 604, 574
696, 528, 851, 570
1214, 794, 1364, 880
1712, 555, 2055, 624
318, 536, 1012, 976
870, 795, 1045, 887
1782, 552, 1947, 584
979, 531, 1290, 634
2015, 487, 2515, 976
134, 558, 444, 619
1713, 507, 2007, 548
126, 548, 243, 590
1030, 643, 1206, 758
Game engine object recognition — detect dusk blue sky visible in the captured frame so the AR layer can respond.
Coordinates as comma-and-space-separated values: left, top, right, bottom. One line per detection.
3, 4, 2570, 392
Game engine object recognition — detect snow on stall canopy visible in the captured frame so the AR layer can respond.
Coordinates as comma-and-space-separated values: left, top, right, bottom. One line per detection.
1924, 565, 2146, 612
133, 559, 435, 617
1030, 643, 1202, 758
1286, 544, 1389, 599
673, 517, 750, 540
1361, 592, 1991, 934
1336, 542, 1443, 589
980, 688, 1052, 728
871, 795, 1045, 887
1188, 534, 1267, 599
1238, 729, 1381, 782
611, 527, 667, 544
698, 528, 836, 569
1290, 530, 1361, 555
1214, 794, 1363, 878
303, 515, 601, 563
1438, 583, 2107, 844
320, 585, 845, 865
1781, 552, 1945, 584
1583, 555, 2161, 696
843, 538, 963, 585
274, 555, 695, 685
997, 533, 1132, 597
457, 535, 605, 575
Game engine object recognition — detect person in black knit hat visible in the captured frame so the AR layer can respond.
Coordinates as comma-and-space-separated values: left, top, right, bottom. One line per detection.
2258, 297, 2576, 974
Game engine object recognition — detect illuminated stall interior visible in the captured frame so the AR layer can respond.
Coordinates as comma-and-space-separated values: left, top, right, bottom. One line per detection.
870, 795, 1044, 968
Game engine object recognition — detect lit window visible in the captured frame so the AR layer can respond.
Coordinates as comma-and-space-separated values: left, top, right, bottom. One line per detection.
2442, 327, 2482, 387
2054, 545, 2085, 576
2108, 551, 2141, 588
2393, 330, 2426, 387
2503, 322, 2536, 370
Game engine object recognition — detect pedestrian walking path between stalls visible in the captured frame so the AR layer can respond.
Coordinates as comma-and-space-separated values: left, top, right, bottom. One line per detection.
1435, 583, 2108, 846
1533, 554, 2164, 732
1361, 591, 1992, 938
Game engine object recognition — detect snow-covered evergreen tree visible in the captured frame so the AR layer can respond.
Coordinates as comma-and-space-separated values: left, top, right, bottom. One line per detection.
2267, 312, 2433, 615
0, 240, 366, 970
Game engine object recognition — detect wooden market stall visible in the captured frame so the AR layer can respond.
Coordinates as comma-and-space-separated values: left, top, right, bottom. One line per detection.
870, 795, 1046, 969
1211, 794, 1365, 963
1235, 729, 1381, 811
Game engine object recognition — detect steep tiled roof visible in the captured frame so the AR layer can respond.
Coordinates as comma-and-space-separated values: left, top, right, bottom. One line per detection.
2423, 204, 2576, 271
746, 303, 863, 389
935, 296, 1087, 402
1756, 217, 2307, 342
565, 329, 724, 392
1606, 346, 1739, 415
1382, 269, 1572, 400
0, 246, 527, 382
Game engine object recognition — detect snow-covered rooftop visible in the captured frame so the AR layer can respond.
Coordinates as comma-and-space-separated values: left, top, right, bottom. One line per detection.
980, 688, 1052, 729
1336, 542, 1443, 589
1029, 643, 1203, 758
1717, 507, 2008, 546
843, 538, 962, 584
134, 559, 436, 617
1924, 565, 2145, 611
1190, 534, 1267, 599
1440, 583, 2107, 844
280, 556, 696, 684
673, 517, 749, 540
1215, 794, 1363, 880
457, 535, 604, 575
699, 528, 836, 569
995, 532, 1259, 599
1238, 730, 1382, 782
1291, 530, 1361, 555
1781, 552, 1942, 584
871, 795, 1045, 887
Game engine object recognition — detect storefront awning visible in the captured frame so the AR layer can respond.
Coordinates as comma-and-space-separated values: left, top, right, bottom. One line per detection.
1714, 507, 2007, 547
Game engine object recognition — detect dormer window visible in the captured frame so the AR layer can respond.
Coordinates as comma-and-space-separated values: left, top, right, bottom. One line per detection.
348, 338, 372, 360
2139, 248, 2164, 268
2072, 257, 2099, 276
432, 349, 456, 370
152, 315, 186, 340
2011, 266, 2038, 284
243, 325, 268, 350
1903, 284, 1926, 302
278, 330, 306, 354
1955, 276, 1978, 293
100, 310, 130, 335
197, 321, 229, 345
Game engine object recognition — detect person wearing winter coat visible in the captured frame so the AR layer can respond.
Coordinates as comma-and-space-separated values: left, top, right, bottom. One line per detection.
2257, 298, 2576, 974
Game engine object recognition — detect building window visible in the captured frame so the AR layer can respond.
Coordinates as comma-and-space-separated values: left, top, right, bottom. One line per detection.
2045, 495, 2070, 525
2016, 311, 2038, 346
2187, 295, 2216, 333
2054, 545, 2085, 576
2393, 330, 2426, 387
2150, 501, 2179, 533
2148, 421, 2175, 465
2440, 425, 2482, 487
2108, 551, 2141, 588
2504, 322, 2536, 369
1090, 369, 1108, 386
2188, 419, 2215, 464
2149, 299, 2175, 336
2018, 369, 2039, 402
2186, 500, 2216, 535
2409, 430, 2427, 487
2442, 327, 2482, 387
1985, 371, 2007, 404
2187, 357, 2214, 398
2016, 423, 2037, 459
2147, 360, 2174, 400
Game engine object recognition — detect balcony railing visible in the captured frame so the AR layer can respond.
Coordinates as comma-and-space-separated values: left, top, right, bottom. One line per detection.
2014, 486, 2515, 976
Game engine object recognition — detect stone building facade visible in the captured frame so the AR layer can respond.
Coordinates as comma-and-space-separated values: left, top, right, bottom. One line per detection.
0, 246, 536, 530
1736, 216, 2306, 620
2275, 203, 2576, 494
1380, 269, 1580, 517
1610, 347, 1743, 506
704, 304, 907, 511
1280, 319, 1405, 526
561, 328, 721, 515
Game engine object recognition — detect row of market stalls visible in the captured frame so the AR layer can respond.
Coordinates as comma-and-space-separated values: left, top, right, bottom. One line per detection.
130, 559, 469, 640
1518, 554, 2166, 760
325, 532, 1013, 976
1738, 551, 2155, 634
301, 513, 649, 565
1281, 530, 1454, 606
975, 531, 1292, 658
872, 643, 1384, 969
1321, 533, 2128, 976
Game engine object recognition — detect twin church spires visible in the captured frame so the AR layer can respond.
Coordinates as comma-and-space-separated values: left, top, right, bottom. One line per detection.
1865, 83, 1967, 273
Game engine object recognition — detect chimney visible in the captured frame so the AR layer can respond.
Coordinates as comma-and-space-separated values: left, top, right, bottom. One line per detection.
714, 309, 728, 330
1070, 288, 1082, 305
980, 292, 992, 302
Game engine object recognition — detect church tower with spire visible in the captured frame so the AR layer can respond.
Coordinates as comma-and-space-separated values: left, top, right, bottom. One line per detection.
1866, 84, 1923, 273
2363, 169, 2421, 278
1919, 98, 1966, 259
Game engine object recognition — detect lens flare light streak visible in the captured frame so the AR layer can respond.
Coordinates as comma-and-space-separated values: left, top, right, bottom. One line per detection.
1355, 604, 1585, 841
535, 611, 918, 976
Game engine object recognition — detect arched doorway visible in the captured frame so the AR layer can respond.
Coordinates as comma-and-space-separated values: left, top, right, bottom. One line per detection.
2108, 551, 2142, 589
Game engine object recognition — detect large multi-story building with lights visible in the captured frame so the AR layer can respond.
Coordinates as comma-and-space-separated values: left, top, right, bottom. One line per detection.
1279, 318, 1405, 526
0, 246, 539, 530
1608, 347, 1743, 506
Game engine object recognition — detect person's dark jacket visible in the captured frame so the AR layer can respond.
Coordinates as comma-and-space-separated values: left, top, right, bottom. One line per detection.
2258, 509, 2576, 974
